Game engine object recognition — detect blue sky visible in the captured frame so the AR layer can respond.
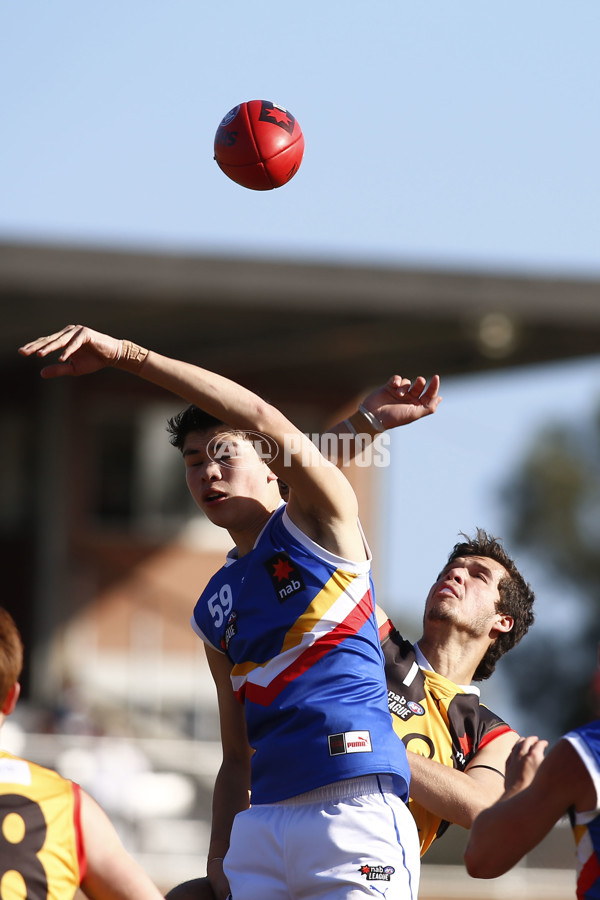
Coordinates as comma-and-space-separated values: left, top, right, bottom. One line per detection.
2, 1, 600, 727
379, 356, 600, 624
376, 353, 600, 734
2, 1, 599, 272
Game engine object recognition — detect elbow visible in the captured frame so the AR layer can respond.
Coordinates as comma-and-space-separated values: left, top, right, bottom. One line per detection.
463, 848, 485, 879
251, 398, 280, 433
463, 844, 502, 880
464, 851, 489, 879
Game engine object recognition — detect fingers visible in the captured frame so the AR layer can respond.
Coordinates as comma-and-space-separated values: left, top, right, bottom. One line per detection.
417, 374, 442, 411
505, 735, 548, 792
514, 735, 543, 754
19, 325, 121, 379
39, 362, 74, 379
386, 374, 415, 391
510, 735, 548, 764
19, 325, 83, 360
385, 373, 442, 411
422, 373, 441, 399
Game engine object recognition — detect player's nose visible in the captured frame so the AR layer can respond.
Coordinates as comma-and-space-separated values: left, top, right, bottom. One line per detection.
202, 460, 222, 481
446, 566, 465, 584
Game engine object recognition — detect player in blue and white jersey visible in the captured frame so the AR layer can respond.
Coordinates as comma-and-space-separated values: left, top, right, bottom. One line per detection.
465, 654, 600, 899
19, 324, 441, 900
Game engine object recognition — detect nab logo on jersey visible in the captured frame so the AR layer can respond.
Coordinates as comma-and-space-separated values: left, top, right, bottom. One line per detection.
265, 552, 305, 602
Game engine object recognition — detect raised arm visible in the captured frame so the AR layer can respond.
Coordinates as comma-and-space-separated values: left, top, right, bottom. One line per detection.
19, 325, 305, 448
325, 374, 442, 465
19, 325, 363, 558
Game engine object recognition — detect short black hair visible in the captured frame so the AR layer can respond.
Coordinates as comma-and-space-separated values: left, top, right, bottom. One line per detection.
166, 405, 227, 451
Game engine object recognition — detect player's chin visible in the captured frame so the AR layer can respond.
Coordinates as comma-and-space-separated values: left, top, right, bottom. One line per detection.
202, 499, 228, 520
425, 605, 455, 623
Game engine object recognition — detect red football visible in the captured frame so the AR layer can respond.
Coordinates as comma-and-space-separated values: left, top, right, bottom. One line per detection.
214, 100, 304, 191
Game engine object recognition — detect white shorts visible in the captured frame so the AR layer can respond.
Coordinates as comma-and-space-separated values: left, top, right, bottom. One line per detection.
224, 774, 420, 900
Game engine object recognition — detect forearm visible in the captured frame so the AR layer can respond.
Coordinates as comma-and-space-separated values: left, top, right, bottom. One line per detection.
325, 410, 383, 466
129, 349, 347, 492
408, 752, 505, 829
464, 794, 539, 877
207, 762, 251, 900
120, 348, 277, 435
466, 738, 581, 878
21, 325, 357, 516
23, 326, 280, 437
208, 761, 250, 858
204, 646, 253, 899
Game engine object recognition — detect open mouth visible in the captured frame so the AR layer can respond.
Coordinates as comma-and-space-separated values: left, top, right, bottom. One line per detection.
204, 491, 226, 505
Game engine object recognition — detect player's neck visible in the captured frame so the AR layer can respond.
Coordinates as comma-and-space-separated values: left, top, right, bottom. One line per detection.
417, 633, 481, 686
228, 505, 278, 557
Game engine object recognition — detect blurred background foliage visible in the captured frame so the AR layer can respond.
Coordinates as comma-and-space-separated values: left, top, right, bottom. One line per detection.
502, 405, 600, 739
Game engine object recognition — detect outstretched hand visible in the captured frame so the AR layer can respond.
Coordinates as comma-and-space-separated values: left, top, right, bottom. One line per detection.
361, 374, 442, 430
19, 325, 122, 378
504, 735, 548, 795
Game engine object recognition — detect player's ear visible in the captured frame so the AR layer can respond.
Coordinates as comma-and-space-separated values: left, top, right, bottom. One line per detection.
1, 682, 21, 716
493, 614, 513, 635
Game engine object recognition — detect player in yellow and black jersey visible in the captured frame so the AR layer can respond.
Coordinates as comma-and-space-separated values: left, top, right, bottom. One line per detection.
376, 528, 535, 856
380, 617, 515, 854
0, 607, 164, 900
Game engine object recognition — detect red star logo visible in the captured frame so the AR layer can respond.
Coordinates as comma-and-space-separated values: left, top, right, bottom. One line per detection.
360, 866, 371, 875
272, 557, 294, 581
267, 107, 291, 126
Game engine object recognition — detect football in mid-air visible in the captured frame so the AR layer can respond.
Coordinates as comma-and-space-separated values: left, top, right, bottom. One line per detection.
214, 100, 304, 191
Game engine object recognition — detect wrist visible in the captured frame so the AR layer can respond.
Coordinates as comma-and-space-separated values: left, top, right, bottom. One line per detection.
207, 856, 225, 875
114, 339, 149, 372
346, 407, 383, 439
358, 403, 385, 432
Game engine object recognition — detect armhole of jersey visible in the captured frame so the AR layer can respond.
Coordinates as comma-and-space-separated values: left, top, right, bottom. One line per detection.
564, 734, 600, 817
477, 724, 515, 751
281, 507, 371, 574
72, 782, 87, 883
190, 613, 224, 653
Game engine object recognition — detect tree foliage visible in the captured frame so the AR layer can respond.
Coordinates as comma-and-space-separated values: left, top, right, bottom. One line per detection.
501, 408, 600, 739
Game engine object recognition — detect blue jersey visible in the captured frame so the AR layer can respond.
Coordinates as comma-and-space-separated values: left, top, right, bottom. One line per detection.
192, 506, 411, 804
565, 719, 600, 899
